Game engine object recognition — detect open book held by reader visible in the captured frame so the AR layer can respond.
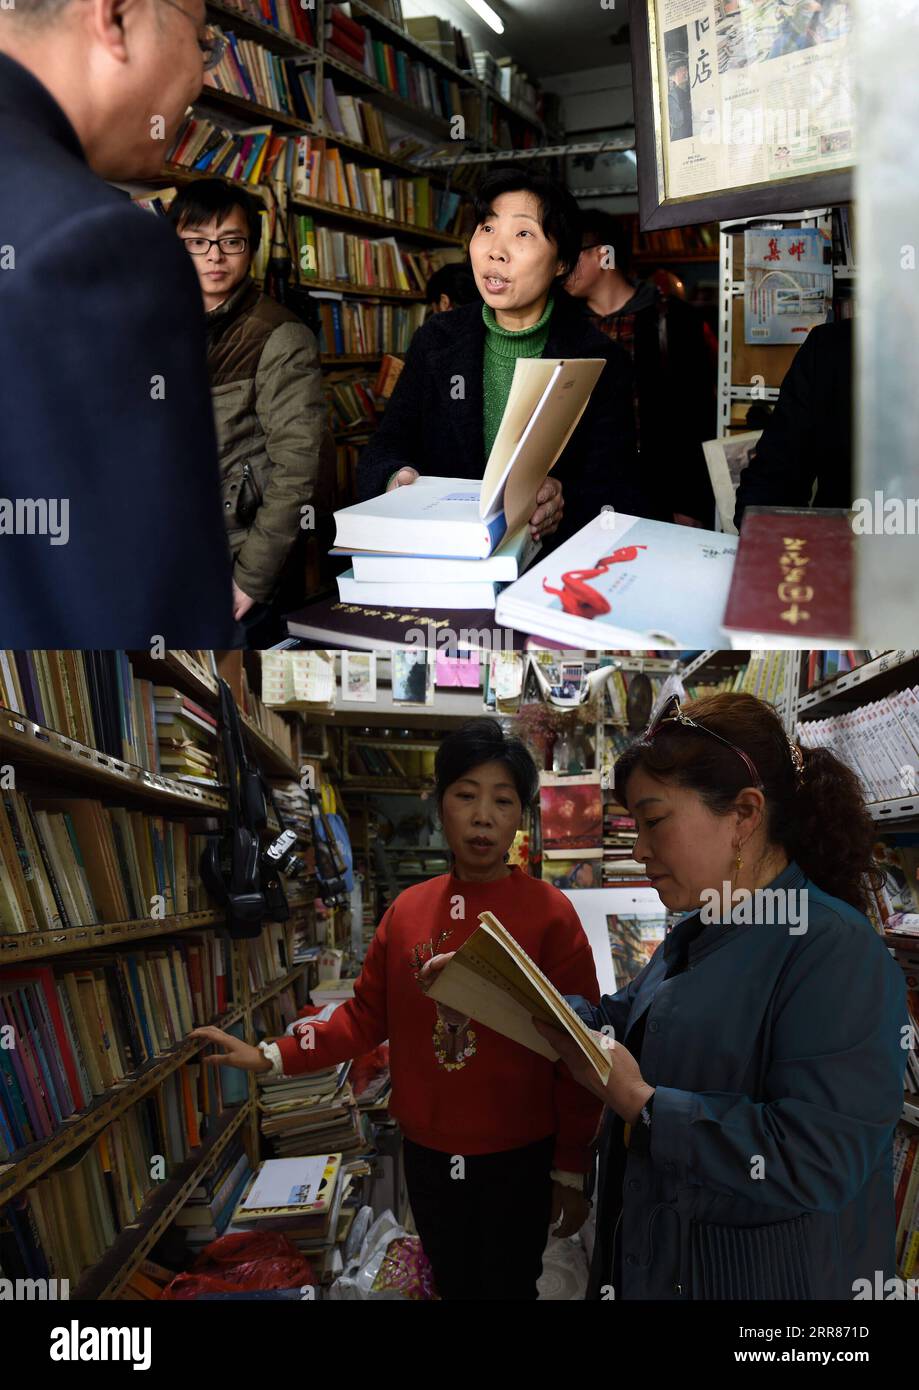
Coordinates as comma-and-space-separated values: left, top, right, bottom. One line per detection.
332, 357, 606, 559
425, 910, 612, 1083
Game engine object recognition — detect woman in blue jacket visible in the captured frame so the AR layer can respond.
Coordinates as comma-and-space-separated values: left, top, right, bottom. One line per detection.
540, 690, 908, 1300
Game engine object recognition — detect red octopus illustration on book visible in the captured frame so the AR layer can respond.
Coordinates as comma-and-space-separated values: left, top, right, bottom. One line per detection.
542, 544, 648, 617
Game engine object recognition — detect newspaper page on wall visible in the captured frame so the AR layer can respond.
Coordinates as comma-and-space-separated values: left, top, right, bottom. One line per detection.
655, 0, 853, 202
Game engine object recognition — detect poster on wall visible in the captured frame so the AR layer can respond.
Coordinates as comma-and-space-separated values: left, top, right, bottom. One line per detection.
631, 0, 854, 228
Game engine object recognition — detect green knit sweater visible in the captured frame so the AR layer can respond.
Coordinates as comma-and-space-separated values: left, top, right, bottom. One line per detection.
482, 297, 555, 457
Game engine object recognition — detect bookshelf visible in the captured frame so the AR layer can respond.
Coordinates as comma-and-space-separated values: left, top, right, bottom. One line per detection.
0, 649, 330, 1299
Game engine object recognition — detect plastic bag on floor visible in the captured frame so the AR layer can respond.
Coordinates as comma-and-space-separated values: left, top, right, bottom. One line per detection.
161, 1231, 315, 1300
329, 1209, 437, 1300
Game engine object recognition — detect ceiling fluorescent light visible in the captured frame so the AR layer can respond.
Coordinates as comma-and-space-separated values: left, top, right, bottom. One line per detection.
463, 0, 505, 35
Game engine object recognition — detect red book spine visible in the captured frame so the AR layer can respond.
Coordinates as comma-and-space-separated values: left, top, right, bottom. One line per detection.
328, 23, 365, 64
329, 4, 366, 43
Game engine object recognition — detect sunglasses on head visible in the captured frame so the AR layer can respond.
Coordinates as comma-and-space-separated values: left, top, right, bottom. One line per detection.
642, 693, 763, 787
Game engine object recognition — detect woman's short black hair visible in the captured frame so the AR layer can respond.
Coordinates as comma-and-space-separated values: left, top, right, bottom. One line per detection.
473, 168, 583, 282
167, 178, 263, 254
435, 718, 539, 807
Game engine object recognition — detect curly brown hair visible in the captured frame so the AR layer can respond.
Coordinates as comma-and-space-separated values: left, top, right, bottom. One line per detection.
613, 691, 884, 915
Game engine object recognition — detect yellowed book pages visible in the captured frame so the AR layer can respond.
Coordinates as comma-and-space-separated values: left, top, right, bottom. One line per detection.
426, 909, 611, 1082
480, 357, 606, 537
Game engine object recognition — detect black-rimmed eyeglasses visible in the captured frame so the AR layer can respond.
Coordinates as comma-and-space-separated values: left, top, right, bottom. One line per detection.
643, 693, 762, 787
181, 235, 250, 256
158, 0, 228, 71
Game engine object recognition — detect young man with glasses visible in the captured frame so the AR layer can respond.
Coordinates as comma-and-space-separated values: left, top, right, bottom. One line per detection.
168, 179, 328, 642
0, 0, 236, 646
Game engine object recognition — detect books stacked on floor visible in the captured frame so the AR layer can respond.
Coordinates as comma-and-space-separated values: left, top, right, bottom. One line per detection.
0, 937, 232, 1149
154, 686, 219, 786
219, 0, 317, 45
203, 29, 317, 121
0, 790, 213, 934
796, 690, 919, 803
230, 1153, 346, 1259
894, 1128, 919, 1278
313, 296, 424, 356
172, 1140, 253, 1256
258, 1062, 369, 1158
0, 1057, 232, 1287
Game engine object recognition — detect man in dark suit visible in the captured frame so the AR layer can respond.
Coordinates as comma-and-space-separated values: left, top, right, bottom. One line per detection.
0, 0, 236, 646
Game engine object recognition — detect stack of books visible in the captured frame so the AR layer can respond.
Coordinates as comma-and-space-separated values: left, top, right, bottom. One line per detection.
796, 689, 919, 802
230, 1153, 347, 1259
154, 687, 220, 786
258, 1062, 369, 1158
329, 357, 604, 611
173, 1141, 253, 1255
602, 802, 646, 887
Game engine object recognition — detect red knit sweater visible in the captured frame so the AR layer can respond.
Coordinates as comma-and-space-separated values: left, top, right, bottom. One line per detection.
276, 868, 602, 1171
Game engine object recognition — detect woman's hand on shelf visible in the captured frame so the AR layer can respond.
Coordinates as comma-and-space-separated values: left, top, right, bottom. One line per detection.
191, 1025, 274, 1073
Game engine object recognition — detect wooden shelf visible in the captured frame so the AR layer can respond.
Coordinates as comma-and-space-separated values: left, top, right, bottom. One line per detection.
206, 1, 320, 59
0, 1000, 245, 1206
250, 962, 307, 1011
301, 275, 424, 300
196, 85, 314, 133
0, 706, 227, 814
74, 1101, 252, 1300
346, 0, 478, 88
323, 53, 455, 139
321, 353, 385, 365
0, 908, 224, 965
289, 191, 464, 245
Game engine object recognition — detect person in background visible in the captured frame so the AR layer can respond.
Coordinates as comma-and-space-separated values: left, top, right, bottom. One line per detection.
168, 179, 329, 645
191, 718, 602, 1301
357, 167, 646, 548
424, 262, 480, 313
539, 691, 907, 1300
733, 318, 853, 531
0, 0, 235, 647
566, 208, 717, 527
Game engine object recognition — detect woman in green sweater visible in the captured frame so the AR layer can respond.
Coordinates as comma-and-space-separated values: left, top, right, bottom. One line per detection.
357, 169, 646, 546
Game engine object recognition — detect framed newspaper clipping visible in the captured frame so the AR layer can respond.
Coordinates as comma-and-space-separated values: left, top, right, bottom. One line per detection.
631, 0, 855, 229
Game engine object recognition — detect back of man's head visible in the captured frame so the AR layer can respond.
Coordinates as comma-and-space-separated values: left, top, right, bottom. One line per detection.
1, 0, 209, 181
579, 209, 632, 276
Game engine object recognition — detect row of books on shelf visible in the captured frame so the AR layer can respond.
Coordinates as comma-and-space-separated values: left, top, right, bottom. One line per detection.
325, 373, 380, 433
326, 3, 472, 125
684, 651, 791, 706
248, 919, 295, 994
0, 933, 233, 1153
603, 670, 667, 725
306, 143, 466, 233
217, 0, 317, 47
291, 214, 435, 292
314, 295, 424, 356
795, 689, 919, 804
346, 743, 435, 780
0, 648, 222, 783
203, 28, 317, 121
0, 790, 213, 935
894, 1125, 919, 1279
471, 50, 539, 117
0, 1056, 239, 1289
804, 649, 881, 689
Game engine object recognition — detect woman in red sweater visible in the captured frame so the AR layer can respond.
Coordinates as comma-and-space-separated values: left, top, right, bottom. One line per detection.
192, 717, 602, 1299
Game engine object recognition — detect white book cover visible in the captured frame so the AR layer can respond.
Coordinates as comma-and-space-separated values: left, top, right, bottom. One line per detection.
332, 357, 605, 559
495, 513, 739, 649
337, 568, 501, 609
339, 525, 541, 582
